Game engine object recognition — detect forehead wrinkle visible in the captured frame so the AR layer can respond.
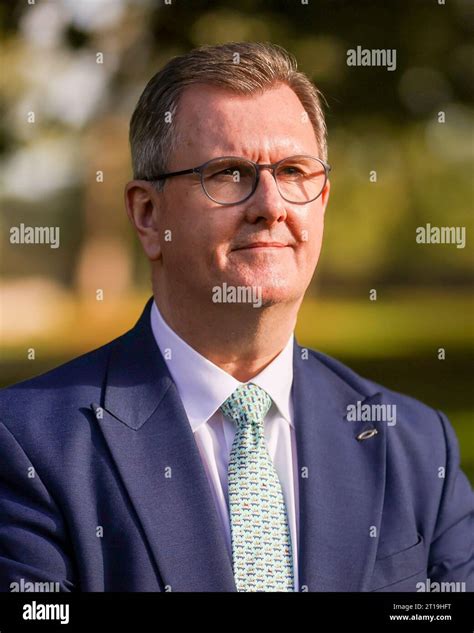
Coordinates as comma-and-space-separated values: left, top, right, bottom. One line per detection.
192, 135, 310, 160
180, 105, 308, 144
220, 145, 311, 164
178, 132, 316, 169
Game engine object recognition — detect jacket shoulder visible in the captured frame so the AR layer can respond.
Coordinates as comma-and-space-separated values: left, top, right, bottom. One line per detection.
307, 347, 436, 409
305, 347, 447, 440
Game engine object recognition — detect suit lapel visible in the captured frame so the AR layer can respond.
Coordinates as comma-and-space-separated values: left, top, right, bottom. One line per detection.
92, 298, 236, 592
293, 343, 387, 591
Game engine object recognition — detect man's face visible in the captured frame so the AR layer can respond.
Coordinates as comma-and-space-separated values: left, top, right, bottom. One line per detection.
155, 82, 330, 307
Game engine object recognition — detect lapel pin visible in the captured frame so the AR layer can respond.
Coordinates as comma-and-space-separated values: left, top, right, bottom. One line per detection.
356, 428, 378, 441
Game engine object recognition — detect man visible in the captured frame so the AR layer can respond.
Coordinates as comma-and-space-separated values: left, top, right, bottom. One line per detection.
0, 42, 472, 593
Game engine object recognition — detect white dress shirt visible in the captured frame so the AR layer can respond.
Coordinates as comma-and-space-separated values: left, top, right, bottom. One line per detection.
150, 301, 299, 590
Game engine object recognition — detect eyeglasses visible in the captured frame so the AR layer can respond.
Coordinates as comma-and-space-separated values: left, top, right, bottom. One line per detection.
146, 155, 331, 206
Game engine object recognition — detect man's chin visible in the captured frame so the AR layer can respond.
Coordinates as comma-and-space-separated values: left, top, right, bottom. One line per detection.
209, 278, 298, 310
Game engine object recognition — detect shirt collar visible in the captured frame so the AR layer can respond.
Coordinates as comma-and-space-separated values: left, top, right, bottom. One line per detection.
150, 300, 294, 431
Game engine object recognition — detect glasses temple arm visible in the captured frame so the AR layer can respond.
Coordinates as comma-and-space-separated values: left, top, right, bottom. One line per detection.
147, 167, 197, 181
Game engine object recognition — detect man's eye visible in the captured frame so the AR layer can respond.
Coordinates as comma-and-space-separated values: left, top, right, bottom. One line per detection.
281, 166, 304, 176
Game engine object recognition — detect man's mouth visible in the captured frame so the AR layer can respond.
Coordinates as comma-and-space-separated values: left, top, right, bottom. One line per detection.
233, 242, 289, 250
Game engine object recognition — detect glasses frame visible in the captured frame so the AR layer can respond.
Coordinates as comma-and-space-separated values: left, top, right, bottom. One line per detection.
145, 155, 332, 206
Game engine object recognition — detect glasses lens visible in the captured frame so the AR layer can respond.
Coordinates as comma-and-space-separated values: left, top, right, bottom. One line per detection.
276, 156, 327, 203
202, 158, 256, 204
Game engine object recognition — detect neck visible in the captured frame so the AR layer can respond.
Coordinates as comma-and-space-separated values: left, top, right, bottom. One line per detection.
153, 283, 300, 382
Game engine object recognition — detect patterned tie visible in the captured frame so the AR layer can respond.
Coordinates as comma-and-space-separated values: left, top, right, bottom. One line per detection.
220, 382, 294, 592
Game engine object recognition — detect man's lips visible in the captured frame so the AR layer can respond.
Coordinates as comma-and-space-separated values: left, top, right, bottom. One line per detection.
233, 242, 289, 250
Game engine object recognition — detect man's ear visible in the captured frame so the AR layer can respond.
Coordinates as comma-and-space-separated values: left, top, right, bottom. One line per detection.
124, 180, 164, 261
320, 178, 330, 216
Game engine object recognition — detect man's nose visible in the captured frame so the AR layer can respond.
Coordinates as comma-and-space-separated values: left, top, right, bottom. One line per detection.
244, 169, 288, 224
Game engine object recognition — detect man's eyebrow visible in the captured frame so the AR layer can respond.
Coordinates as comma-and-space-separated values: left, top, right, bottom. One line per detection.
208, 145, 309, 159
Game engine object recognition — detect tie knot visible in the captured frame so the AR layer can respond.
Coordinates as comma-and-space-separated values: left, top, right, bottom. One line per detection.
220, 383, 272, 430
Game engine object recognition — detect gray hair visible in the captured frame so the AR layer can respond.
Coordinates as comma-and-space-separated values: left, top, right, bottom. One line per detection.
129, 41, 328, 192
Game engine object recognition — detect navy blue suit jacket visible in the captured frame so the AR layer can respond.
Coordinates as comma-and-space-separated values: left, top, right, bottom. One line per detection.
1, 299, 473, 592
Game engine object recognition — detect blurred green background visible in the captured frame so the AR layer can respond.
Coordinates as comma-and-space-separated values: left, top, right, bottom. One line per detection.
0, 1, 473, 483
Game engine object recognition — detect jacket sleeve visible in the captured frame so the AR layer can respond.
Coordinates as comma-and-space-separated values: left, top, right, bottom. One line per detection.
0, 422, 75, 592
427, 411, 474, 590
